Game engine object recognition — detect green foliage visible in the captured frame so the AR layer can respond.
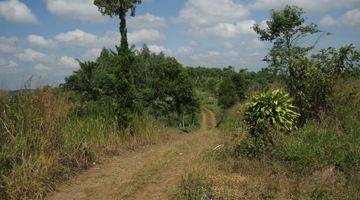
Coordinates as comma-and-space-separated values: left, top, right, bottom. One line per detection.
314, 44, 360, 77
175, 172, 211, 200
151, 57, 199, 127
280, 78, 360, 171
253, 5, 321, 75
205, 78, 218, 96
64, 45, 199, 130
287, 45, 359, 123
112, 51, 138, 131
217, 77, 237, 109
279, 120, 359, 171
64, 50, 138, 131
231, 72, 248, 100
254, 5, 359, 123
185, 67, 224, 96
185, 66, 275, 102
234, 137, 265, 159
64, 61, 100, 101
94, 0, 142, 51
244, 89, 299, 138
94, 0, 141, 17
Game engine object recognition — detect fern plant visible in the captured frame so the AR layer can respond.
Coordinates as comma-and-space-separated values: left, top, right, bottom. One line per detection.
245, 89, 299, 138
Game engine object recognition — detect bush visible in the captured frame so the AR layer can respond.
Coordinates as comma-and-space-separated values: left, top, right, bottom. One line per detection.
235, 89, 300, 158
218, 77, 237, 109
287, 45, 359, 124
244, 89, 299, 138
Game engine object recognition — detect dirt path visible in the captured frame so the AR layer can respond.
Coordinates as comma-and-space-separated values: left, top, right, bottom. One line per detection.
47, 108, 220, 200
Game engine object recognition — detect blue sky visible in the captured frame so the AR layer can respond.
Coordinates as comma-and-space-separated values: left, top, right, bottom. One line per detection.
0, 0, 359, 90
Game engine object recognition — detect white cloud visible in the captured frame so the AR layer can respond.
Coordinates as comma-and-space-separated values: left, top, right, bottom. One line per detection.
177, 46, 194, 55
82, 48, 102, 60
55, 29, 165, 48
177, 0, 255, 38
0, 59, 17, 68
58, 56, 79, 69
0, 36, 20, 54
55, 29, 99, 47
128, 13, 166, 29
0, 0, 38, 24
16, 49, 46, 62
34, 63, 51, 71
178, 0, 249, 26
320, 9, 360, 27
46, 0, 104, 21
320, 16, 337, 26
34, 56, 79, 72
339, 9, 360, 27
27, 35, 58, 49
6, 60, 18, 68
0, 60, 19, 73
0, 36, 18, 44
249, 0, 360, 12
189, 20, 256, 38
128, 29, 166, 44
147, 45, 172, 54
0, 43, 17, 54
34, 56, 79, 75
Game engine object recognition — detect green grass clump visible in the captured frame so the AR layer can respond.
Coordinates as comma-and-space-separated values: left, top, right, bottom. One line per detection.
279, 119, 359, 170
279, 78, 360, 171
174, 172, 211, 200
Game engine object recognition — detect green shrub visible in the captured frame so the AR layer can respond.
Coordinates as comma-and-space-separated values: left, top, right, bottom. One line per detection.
175, 172, 211, 200
218, 77, 237, 109
234, 137, 265, 159
244, 89, 299, 138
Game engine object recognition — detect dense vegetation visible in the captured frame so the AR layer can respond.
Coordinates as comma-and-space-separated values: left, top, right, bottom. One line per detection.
0, 2, 359, 199
192, 5, 360, 199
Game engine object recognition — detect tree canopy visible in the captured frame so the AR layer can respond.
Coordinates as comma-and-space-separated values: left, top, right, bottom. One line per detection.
253, 5, 321, 75
94, 0, 142, 51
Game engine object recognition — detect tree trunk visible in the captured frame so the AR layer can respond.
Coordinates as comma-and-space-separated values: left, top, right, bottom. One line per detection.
182, 112, 185, 129
119, 1, 128, 52
285, 35, 292, 70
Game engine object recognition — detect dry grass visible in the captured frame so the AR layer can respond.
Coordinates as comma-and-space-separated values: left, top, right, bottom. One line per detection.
0, 89, 168, 199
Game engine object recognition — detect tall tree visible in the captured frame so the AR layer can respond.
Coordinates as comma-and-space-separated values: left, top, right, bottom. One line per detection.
94, 0, 142, 52
253, 5, 321, 75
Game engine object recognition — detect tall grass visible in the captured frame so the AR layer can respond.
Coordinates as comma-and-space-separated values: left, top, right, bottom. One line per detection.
209, 78, 360, 198
280, 78, 360, 171
0, 88, 167, 199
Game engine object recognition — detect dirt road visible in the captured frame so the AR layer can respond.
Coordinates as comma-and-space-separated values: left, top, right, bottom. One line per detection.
47, 108, 220, 200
